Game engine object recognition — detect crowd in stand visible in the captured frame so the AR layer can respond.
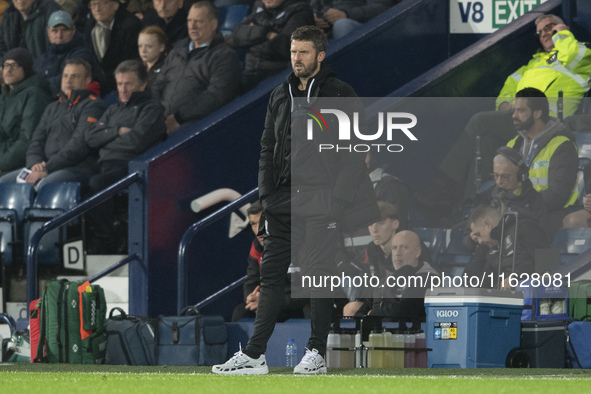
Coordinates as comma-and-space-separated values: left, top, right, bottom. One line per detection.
1, 1, 591, 325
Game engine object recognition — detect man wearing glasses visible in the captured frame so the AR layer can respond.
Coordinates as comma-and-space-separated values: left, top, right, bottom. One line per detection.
0, 48, 52, 175
416, 14, 591, 222
84, 0, 142, 96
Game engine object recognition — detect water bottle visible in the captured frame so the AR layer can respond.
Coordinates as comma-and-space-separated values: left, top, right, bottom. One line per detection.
326, 328, 341, 368
355, 330, 363, 368
368, 329, 384, 368
286, 338, 297, 367
404, 329, 416, 368
414, 330, 427, 368
382, 329, 394, 368
392, 329, 405, 368
340, 329, 354, 368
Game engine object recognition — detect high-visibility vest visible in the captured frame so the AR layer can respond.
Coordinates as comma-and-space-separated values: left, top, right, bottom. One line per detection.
507, 135, 578, 207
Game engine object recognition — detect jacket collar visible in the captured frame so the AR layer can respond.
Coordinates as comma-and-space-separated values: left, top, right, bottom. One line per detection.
285, 63, 335, 110
58, 88, 95, 105
120, 90, 152, 106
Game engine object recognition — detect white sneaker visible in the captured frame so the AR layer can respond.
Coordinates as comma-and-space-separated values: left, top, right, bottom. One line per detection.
212, 349, 269, 375
293, 348, 327, 374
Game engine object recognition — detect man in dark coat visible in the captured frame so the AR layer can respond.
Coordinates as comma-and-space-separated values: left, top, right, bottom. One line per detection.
33, 10, 95, 96
143, 0, 187, 44
213, 26, 379, 376
151, 1, 241, 133
84, 0, 142, 96
85, 59, 165, 251
464, 204, 550, 289
228, 0, 314, 91
0, 58, 105, 190
0, 48, 52, 174
0, 0, 61, 59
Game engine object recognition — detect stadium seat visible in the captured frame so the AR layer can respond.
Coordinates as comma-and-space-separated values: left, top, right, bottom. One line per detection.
218, 5, 249, 36
0, 183, 35, 266
574, 132, 591, 159
436, 223, 472, 276
413, 227, 448, 263
23, 183, 81, 266
552, 227, 591, 263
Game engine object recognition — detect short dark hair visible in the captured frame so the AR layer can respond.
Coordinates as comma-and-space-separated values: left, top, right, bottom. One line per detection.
468, 204, 501, 226
114, 59, 148, 85
247, 201, 263, 216
291, 26, 327, 54
516, 87, 550, 122
65, 58, 92, 78
191, 1, 218, 21
377, 201, 399, 221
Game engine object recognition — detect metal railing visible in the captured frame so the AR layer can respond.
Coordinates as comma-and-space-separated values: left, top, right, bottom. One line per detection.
26, 172, 141, 306
177, 188, 258, 314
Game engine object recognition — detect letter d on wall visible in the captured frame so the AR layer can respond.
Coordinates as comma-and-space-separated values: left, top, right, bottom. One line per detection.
63, 240, 84, 270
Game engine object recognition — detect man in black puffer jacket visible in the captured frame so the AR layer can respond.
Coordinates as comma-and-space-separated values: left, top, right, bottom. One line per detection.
151, 1, 241, 133
229, 0, 314, 91
84, 59, 165, 252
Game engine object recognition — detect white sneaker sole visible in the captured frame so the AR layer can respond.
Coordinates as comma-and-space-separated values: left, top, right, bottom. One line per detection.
212, 366, 269, 375
293, 367, 327, 375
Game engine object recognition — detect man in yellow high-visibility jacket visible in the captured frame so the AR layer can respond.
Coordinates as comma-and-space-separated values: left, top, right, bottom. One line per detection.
417, 14, 590, 218
506, 87, 578, 236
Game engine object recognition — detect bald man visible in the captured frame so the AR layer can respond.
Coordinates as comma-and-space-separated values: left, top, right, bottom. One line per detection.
355, 230, 438, 320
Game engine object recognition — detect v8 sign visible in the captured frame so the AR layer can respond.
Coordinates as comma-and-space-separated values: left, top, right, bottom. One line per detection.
450, 0, 548, 34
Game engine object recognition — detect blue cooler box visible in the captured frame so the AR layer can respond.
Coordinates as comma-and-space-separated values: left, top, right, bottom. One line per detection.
425, 288, 523, 368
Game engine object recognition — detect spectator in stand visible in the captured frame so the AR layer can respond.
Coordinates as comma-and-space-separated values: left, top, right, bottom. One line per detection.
355, 230, 438, 321
138, 25, 168, 89
417, 15, 591, 219
464, 204, 549, 289
232, 201, 310, 322
228, 0, 314, 92
84, 0, 142, 96
0, 0, 62, 59
85, 59, 165, 252
34, 10, 95, 97
310, 0, 399, 40
143, 0, 187, 45
0, 59, 105, 190
151, 1, 241, 134
0, 48, 52, 174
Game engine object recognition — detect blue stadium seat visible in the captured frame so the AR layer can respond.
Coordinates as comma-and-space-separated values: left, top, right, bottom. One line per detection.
552, 227, 591, 263
413, 227, 448, 263
218, 5, 249, 36
0, 183, 35, 266
23, 183, 81, 266
436, 223, 472, 276
574, 132, 591, 159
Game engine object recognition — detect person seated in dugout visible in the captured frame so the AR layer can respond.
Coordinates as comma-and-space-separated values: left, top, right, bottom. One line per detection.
340, 201, 435, 317
354, 230, 439, 322
232, 201, 310, 322
463, 204, 550, 289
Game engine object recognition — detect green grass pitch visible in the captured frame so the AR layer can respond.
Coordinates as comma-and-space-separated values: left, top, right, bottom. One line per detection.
1, 365, 591, 393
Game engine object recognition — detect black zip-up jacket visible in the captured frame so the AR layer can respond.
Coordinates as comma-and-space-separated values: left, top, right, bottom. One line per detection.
231, 0, 314, 73
463, 209, 550, 287
27, 88, 106, 173
259, 63, 379, 232
85, 90, 166, 163
151, 33, 242, 124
